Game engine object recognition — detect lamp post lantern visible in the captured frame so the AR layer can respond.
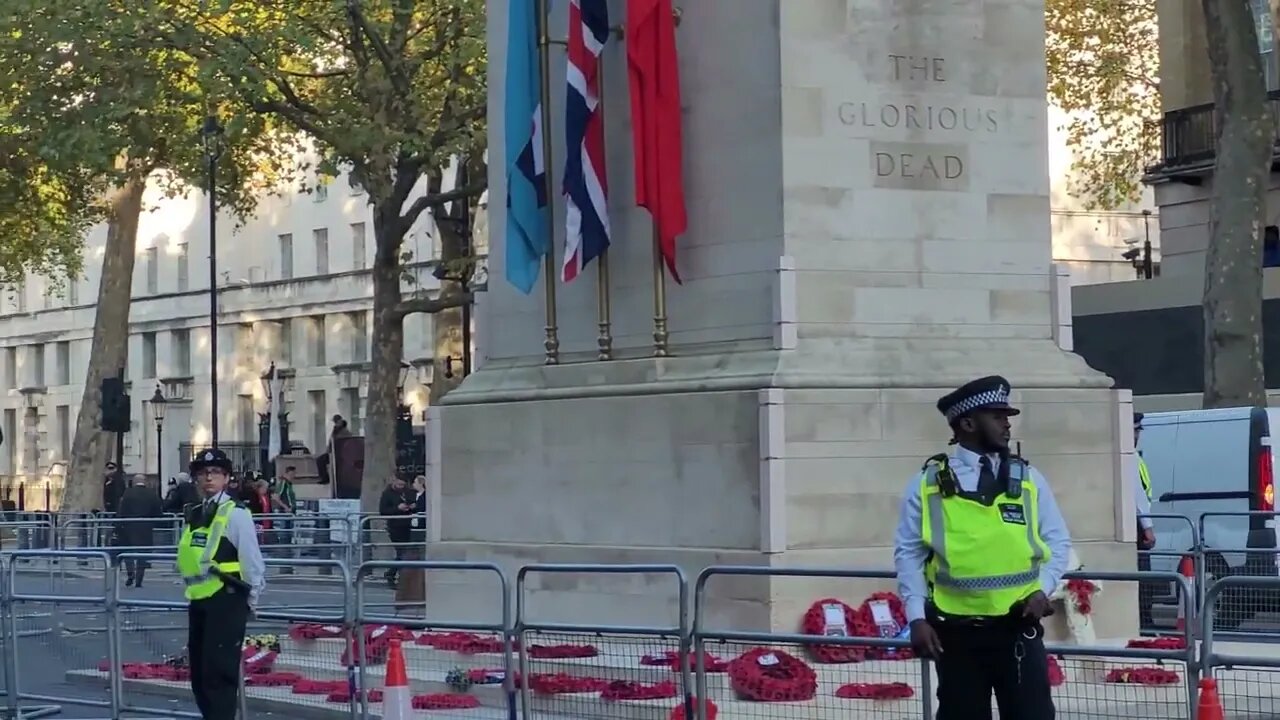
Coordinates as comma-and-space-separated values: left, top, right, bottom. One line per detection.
150, 386, 167, 498
201, 115, 225, 447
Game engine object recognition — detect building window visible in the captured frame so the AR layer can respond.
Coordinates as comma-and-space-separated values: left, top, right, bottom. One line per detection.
3, 409, 15, 472
309, 389, 326, 450
348, 173, 364, 196
146, 246, 159, 294
55, 341, 70, 386
351, 223, 367, 271
341, 387, 362, 435
176, 242, 189, 292
279, 318, 293, 366
350, 312, 367, 363
314, 183, 328, 203
3, 347, 15, 388
237, 395, 255, 444
1265, 226, 1280, 268
142, 332, 157, 379
56, 405, 70, 460
309, 316, 327, 366
314, 228, 329, 274
279, 233, 294, 280
172, 329, 191, 376
31, 344, 44, 387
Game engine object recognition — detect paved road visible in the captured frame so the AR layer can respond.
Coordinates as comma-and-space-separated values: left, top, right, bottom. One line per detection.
3, 561, 395, 719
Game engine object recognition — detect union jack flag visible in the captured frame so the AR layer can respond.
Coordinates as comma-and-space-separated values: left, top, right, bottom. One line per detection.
561, 0, 611, 283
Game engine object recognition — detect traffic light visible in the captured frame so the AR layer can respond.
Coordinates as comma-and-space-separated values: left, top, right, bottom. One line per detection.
100, 377, 131, 433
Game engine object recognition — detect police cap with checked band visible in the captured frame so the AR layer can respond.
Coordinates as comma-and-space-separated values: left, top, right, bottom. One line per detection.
188, 447, 233, 474
936, 375, 1021, 423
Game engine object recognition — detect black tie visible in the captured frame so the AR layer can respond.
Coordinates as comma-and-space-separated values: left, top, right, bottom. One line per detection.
978, 456, 1000, 500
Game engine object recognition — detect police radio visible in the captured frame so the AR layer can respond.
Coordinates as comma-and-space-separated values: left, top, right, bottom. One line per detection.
1004, 442, 1025, 499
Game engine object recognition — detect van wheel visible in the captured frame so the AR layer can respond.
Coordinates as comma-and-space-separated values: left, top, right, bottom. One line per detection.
1205, 554, 1248, 631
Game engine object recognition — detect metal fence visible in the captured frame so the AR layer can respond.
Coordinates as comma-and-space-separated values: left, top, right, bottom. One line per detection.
0, 549, 1241, 720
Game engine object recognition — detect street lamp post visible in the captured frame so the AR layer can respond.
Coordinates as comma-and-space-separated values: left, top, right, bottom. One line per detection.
201, 115, 225, 447
150, 386, 168, 498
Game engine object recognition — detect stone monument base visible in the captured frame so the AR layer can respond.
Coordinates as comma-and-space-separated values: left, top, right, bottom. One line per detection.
433, 344, 1138, 642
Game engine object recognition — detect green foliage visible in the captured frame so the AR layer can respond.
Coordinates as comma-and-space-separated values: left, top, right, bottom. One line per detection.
1046, 0, 1160, 210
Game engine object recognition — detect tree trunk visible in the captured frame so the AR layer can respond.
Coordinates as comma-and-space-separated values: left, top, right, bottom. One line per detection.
61, 176, 145, 512
1201, 0, 1271, 409
360, 206, 408, 512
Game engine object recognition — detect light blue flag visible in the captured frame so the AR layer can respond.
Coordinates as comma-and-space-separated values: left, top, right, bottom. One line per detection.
504, 0, 549, 294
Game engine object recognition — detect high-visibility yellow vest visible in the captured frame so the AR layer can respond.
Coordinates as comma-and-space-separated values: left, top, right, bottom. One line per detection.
920, 457, 1050, 617
1137, 455, 1152, 501
177, 499, 242, 601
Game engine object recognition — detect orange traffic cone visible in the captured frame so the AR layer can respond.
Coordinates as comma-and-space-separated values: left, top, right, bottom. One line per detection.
1176, 554, 1196, 634
382, 639, 412, 720
1197, 677, 1225, 720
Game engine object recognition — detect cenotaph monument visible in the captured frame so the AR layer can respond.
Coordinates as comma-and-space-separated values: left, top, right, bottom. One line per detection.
428, 0, 1137, 638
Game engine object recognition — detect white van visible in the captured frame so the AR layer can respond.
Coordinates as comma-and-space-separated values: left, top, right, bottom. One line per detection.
1140, 406, 1280, 629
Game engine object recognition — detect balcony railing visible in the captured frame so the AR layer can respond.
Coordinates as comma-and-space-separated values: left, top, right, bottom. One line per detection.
1150, 90, 1280, 174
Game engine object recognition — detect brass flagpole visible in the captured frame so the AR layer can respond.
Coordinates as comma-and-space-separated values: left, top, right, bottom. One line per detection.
595, 53, 614, 361
536, 0, 560, 365
651, 230, 668, 357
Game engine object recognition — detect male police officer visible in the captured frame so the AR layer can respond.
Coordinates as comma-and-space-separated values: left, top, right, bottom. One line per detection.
178, 448, 266, 720
1133, 412, 1156, 627
894, 376, 1072, 719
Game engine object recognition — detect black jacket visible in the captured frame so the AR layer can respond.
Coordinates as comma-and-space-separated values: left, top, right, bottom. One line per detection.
378, 486, 413, 543
162, 482, 200, 515
410, 491, 427, 543
103, 473, 126, 514
115, 486, 164, 548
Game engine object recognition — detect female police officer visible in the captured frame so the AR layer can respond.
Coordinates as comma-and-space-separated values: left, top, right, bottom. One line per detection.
893, 376, 1072, 719
178, 448, 266, 720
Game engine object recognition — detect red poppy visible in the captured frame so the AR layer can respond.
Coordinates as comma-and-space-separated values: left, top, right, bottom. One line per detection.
601, 680, 678, 701
411, 693, 483, 710
1065, 579, 1099, 615
1126, 637, 1187, 650
670, 698, 717, 720
1047, 655, 1066, 687
834, 682, 914, 699
800, 598, 866, 663
527, 673, 610, 695
726, 648, 818, 702
528, 644, 598, 659
1104, 667, 1180, 685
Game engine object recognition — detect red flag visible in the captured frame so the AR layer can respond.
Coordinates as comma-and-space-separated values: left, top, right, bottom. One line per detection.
626, 0, 687, 282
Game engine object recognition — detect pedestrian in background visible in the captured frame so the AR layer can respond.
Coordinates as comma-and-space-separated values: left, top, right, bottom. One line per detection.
116, 474, 163, 587
378, 476, 413, 588
894, 376, 1070, 719
163, 472, 200, 515
395, 475, 428, 614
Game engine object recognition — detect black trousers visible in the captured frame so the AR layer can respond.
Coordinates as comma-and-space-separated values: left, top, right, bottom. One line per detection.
188, 588, 250, 720
1137, 539, 1155, 627
935, 620, 1055, 720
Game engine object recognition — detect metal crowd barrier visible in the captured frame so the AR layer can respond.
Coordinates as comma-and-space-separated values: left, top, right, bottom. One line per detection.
0, 547, 1264, 720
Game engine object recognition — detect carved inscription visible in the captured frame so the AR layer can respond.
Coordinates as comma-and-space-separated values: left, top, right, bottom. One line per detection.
840, 53, 998, 191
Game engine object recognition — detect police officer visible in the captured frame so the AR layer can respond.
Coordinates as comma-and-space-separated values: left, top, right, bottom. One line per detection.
1133, 412, 1156, 628
893, 376, 1071, 719
178, 448, 266, 720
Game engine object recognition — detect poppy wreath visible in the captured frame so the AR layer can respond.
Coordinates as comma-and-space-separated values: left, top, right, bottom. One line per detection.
834, 682, 914, 700
325, 688, 384, 704
465, 668, 506, 685
241, 647, 279, 674
1047, 655, 1066, 687
120, 662, 190, 682
641, 650, 728, 673
528, 673, 610, 695
1104, 667, 1181, 685
852, 592, 914, 661
412, 693, 483, 710
528, 644, 598, 659
1126, 637, 1187, 651
340, 636, 391, 665
364, 624, 416, 643
1065, 579, 1099, 615
293, 679, 347, 695
670, 698, 717, 720
726, 648, 818, 702
601, 680, 679, 701
288, 623, 346, 642
423, 632, 506, 654
246, 672, 302, 688
800, 598, 865, 663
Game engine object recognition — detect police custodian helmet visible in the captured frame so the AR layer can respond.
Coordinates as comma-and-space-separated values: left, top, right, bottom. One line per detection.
188, 447, 233, 474
936, 375, 1021, 422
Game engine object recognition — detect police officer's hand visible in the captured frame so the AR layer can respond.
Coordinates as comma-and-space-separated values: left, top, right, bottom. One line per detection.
1139, 527, 1156, 550
908, 619, 943, 659
1020, 590, 1053, 619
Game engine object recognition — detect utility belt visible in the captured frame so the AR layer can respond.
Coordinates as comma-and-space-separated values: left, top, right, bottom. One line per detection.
926, 602, 1046, 632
